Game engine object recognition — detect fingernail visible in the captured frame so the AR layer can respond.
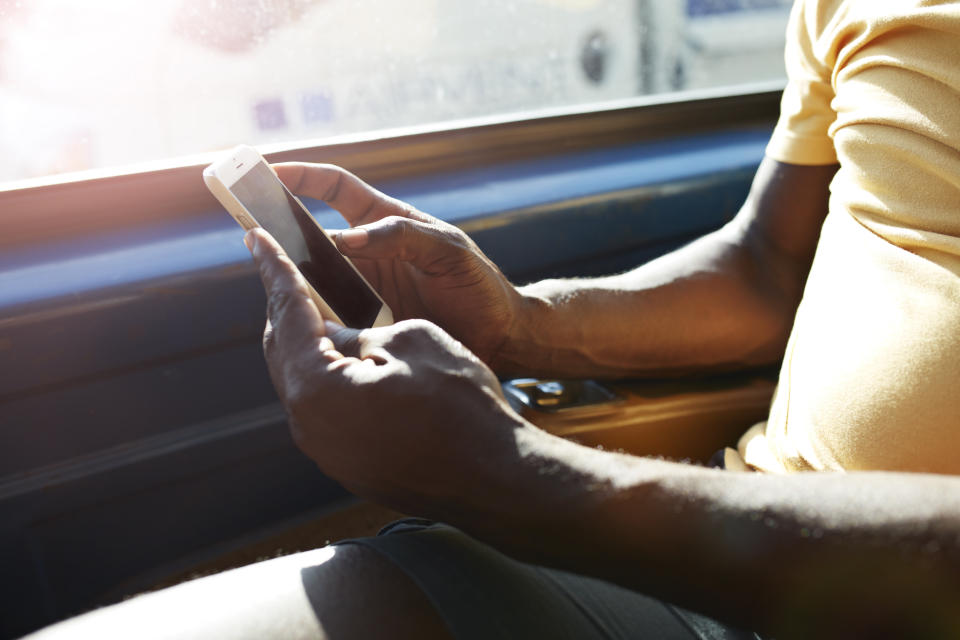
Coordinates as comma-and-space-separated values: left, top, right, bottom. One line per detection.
244, 230, 258, 253
339, 228, 369, 249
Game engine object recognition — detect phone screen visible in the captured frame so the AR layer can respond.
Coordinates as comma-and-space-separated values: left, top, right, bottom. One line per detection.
229, 162, 382, 328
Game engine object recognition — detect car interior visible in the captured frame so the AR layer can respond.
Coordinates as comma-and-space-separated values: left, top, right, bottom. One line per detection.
0, 85, 787, 637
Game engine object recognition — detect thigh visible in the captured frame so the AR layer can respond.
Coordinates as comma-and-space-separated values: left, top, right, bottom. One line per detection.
26, 545, 451, 640
342, 522, 760, 640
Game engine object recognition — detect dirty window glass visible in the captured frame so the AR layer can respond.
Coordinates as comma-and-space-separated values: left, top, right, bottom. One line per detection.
0, 0, 791, 184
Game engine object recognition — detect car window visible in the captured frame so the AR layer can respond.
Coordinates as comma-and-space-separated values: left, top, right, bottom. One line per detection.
0, 0, 790, 185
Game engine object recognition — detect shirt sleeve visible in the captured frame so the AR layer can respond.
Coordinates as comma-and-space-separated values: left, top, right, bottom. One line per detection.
766, 0, 839, 165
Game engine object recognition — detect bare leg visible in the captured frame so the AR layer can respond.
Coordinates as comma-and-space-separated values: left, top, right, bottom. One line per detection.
26, 545, 452, 640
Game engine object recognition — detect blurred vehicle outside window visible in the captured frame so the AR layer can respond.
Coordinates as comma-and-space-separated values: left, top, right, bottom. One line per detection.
0, 0, 791, 185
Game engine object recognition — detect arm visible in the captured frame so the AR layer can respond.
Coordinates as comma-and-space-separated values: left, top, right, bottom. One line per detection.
275, 157, 836, 378
458, 428, 960, 639
503, 156, 838, 377
246, 228, 959, 639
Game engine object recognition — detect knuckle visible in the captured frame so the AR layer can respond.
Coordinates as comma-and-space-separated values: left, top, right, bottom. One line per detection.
438, 223, 472, 250
321, 166, 345, 202
262, 325, 277, 355
266, 286, 299, 319
381, 215, 412, 236
375, 216, 420, 260
384, 319, 439, 350
405, 317, 437, 336
282, 164, 307, 193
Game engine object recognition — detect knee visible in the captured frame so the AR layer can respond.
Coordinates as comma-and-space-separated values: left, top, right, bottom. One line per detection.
25, 544, 451, 640
302, 544, 452, 640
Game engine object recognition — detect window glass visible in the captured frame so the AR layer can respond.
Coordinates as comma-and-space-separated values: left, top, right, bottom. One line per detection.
0, 0, 791, 184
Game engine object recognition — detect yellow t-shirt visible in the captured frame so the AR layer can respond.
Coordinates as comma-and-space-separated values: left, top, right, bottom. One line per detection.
737, 0, 960, 474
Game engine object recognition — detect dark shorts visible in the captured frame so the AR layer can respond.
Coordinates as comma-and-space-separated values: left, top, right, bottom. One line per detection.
338, 519, 761, 640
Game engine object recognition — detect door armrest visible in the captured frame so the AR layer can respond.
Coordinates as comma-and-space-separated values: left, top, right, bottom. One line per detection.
503, 370, 777, 464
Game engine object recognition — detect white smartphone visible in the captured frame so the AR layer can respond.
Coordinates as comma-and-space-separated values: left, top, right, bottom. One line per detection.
203, 145, 393, 328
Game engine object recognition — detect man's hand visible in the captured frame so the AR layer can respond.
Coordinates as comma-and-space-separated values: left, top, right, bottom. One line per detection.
245, 226, 530, 516
273, 162, 526, 368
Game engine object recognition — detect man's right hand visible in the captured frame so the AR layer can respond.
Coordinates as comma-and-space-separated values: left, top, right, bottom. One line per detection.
273, 162, 528, 367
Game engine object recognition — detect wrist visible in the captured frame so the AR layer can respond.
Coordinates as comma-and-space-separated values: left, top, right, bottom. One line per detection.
489, 287, 555, 375
444, 419, 603, 548
448, 422, 681, 572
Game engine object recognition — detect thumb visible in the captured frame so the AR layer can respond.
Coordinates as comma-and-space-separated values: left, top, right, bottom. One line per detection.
333, 216, 469, 276
322, 320, 364, 359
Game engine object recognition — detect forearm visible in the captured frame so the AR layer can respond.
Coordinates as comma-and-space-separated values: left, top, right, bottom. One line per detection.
495, 224, 796, 378
448, 426, 960, 639
492, 158, 836, 379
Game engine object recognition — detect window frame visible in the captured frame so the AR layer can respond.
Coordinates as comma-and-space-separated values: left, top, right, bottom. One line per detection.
1, 83, 783, 251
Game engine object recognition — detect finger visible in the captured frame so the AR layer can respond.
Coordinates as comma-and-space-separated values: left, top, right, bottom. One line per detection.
316, 334, 344, 362
323, 320, 397, 367
246, 228, 325, 365
331, 216, 468, 276
272, 162, 427, 227
322, 320, 364, 359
